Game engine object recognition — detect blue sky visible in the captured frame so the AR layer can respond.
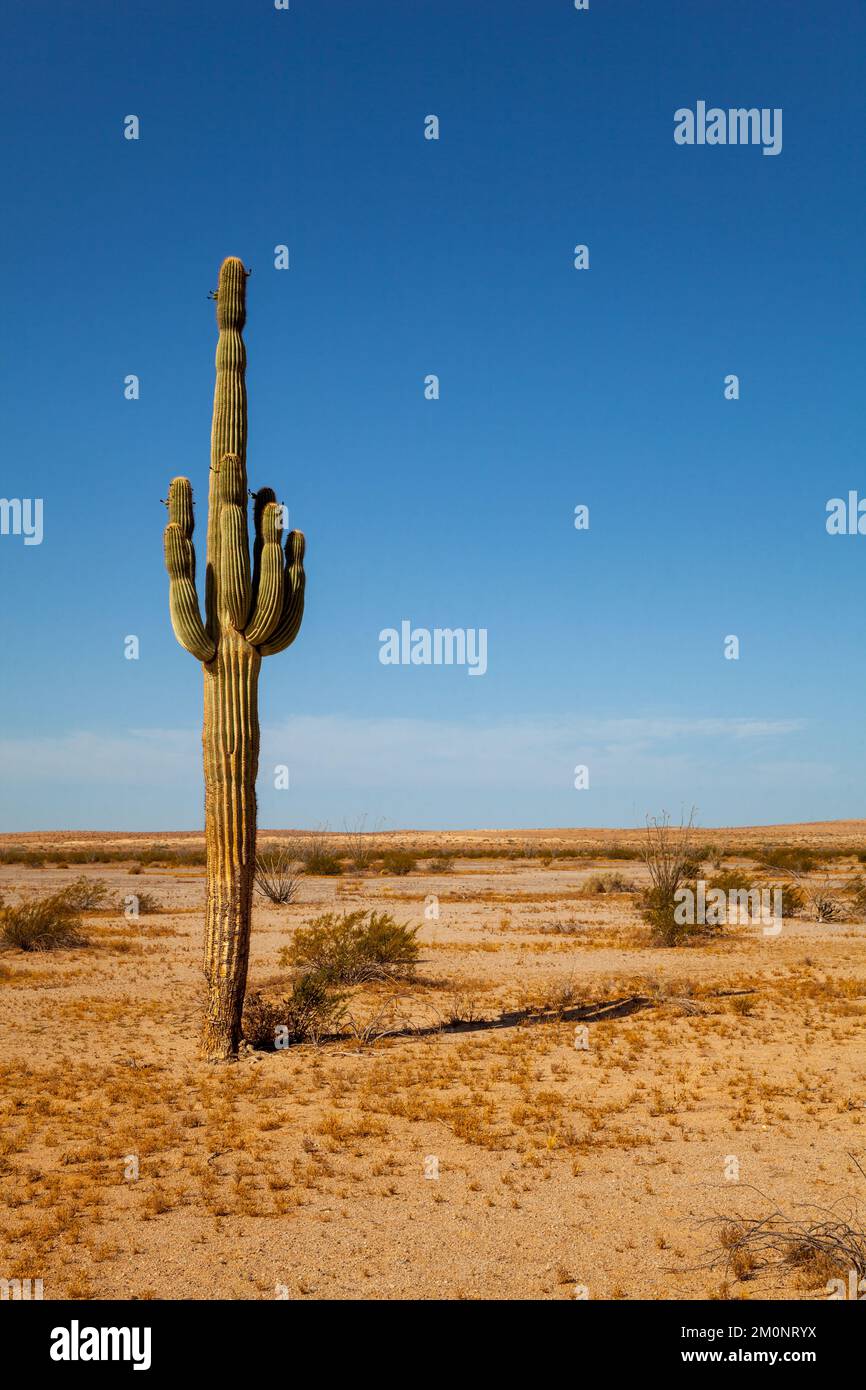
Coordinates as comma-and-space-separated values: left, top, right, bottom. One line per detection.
0, 0, 863, 832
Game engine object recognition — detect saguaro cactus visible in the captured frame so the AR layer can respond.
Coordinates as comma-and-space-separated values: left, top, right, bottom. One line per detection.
163, 256, 305, 1061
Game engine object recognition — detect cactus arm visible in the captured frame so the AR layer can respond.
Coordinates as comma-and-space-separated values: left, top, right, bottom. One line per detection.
164, 526, 215, 662
219, 503, 252, 628
249, 487, 276, 605
260, 530, 306, 655
216, 452, 251, 629
168, 475, 195, 540
163, 478, 215, 662
245, 499, 284, 645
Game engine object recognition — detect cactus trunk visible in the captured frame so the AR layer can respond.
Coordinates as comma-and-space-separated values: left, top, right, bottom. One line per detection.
201, 630, 261, 1061
163, 257, 307, 1062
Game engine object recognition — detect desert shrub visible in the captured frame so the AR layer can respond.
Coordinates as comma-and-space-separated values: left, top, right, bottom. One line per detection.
136, 845, 206, 866
280, 909, 420, 984
808, 887, 845, 922
779, 883, 805, 917
586, 872, 633, 894
124, 890, 162, 915
728, 995, 755, 1016
525, 976, 584, 1016
540, 848, 564, 867
771, 867, 845, 923
707, 1196, 866, 1288
849, 875, 866, 917
639, 884, 697, 945
704, 869, 783, 919
640, 809, 703, 947
426, 853, 453, 874
296, 831, 343, 876
681, 853, 705, 879
0, 892, 88, 951
760, 847, 817, 874
514, 841, 539, 859
380, 849, 417, 876
540, 918, 585, 935
57, 876, 109, 912
243, 975, 344, 1049
441, 992, 483, 1027
342, 816, 380, 871
303, 850, 343, 876
255, 847, 301, 904
0, 843, 206, 867
706, 868, 756, 896
646, 868, 800, 928
0, 848, 46, 866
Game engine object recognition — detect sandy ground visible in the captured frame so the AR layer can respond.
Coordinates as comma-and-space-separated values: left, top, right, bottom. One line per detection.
1, 824, 866, 1301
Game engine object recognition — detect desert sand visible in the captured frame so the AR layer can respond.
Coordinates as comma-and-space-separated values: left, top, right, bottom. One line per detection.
1, 823, 865, 1301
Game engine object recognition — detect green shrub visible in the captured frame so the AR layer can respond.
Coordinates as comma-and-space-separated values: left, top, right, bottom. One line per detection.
760, 848, 817, 874
295, 830, 344, 877
380, 849, 417, 876
639, 884, 694, 947
302, 850, 343, 876
304, 851, 343, 876
57, 876, 109, 912
0, 848, 46, 867
243, 974, 345, 1048
708, 869, 806, 918
707, 869, 758, 896
280, 909, 420, 984
0, 892, 88, 952
639, 812, 704, 947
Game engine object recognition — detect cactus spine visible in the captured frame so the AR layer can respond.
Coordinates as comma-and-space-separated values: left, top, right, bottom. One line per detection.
163, 256, 306, 1062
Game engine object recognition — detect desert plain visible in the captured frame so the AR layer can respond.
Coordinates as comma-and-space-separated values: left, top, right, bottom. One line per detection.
1, 821, 865, 1301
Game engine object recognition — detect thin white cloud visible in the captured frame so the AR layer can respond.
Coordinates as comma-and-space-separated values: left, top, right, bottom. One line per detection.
0, 714, 805, 791
0, 729, 196, 784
